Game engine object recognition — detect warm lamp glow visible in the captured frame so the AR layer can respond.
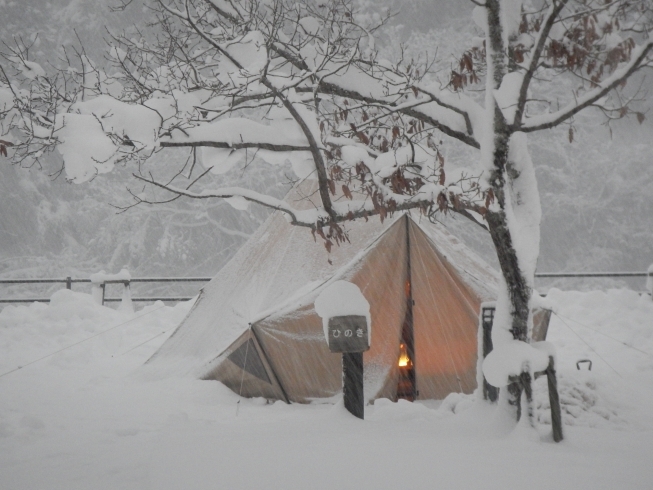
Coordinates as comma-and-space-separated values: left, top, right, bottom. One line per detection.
398, 343, 411, 367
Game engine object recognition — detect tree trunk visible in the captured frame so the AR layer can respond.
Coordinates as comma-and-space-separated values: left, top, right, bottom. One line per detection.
486, 208, 532, 419
482, 0, 535, 423
485, 209, 531, 344
485, 127, 532, 419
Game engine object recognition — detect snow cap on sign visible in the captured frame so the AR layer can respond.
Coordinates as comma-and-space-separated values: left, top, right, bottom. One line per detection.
314, 280, 371, 346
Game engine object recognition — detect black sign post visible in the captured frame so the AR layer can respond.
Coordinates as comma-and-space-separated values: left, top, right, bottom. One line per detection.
327, 315, 369, 419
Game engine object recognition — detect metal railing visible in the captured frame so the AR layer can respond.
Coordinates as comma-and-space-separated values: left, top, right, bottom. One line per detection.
535, 272, 650, 278
0, 271, 651, 305
0, 277, 212, 304
534, 271, 652, 297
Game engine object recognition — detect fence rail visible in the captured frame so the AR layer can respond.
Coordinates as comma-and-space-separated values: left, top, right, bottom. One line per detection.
0, 271, 651, 304
535, 272, 650, 278
0, 277, 212, 304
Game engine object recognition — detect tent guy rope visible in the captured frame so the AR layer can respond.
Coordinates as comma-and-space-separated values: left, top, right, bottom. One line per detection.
0, 304, 166, 379
552, 311, 653, 359
236, 322, 253, 417
551, 311, 623, 378
118, 330, 168, 356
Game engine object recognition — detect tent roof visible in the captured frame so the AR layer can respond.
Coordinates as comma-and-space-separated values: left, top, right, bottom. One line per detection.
148, 179, 498, 378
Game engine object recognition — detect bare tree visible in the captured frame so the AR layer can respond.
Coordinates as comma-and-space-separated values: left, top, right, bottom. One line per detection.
1, 0, 652, 425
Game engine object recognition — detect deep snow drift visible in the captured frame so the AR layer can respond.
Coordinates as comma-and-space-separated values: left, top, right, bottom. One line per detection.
0, 288, 652, 490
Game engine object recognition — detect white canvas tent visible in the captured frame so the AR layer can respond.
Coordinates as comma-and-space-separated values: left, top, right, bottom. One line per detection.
148, 180, 500, 402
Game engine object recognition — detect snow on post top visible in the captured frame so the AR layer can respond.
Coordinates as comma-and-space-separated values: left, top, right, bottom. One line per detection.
314, 280, 371, 346
90, 269, 131, 284
482, 340, 550, 388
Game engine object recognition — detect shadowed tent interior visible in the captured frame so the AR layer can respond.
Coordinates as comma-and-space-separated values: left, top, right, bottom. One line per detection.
149, 179, 514, 403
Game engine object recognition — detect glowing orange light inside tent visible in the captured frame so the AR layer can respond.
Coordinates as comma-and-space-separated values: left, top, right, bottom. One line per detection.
398, 343, 412, 367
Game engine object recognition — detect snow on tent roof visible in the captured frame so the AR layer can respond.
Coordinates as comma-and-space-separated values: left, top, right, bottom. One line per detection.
147, 179, 403, 375
148, 179, 500, 402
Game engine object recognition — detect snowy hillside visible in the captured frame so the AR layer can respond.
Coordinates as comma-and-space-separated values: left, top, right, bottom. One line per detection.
0, 288, 651, 489
1, 0, 652, 290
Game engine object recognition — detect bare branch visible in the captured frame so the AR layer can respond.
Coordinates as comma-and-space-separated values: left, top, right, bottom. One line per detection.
132, 172, 311, 227
519, 41, 653, 132
160, 140, 312, 152
513, 0, 570, 127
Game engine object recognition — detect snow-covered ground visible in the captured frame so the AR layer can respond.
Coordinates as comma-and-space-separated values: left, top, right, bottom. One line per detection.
0, 288, 652, 489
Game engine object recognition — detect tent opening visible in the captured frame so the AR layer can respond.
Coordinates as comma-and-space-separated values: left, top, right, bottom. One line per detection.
397, 277, 417, 401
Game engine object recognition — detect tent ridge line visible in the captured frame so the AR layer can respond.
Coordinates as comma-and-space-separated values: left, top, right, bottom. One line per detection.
405, 214, 417, 399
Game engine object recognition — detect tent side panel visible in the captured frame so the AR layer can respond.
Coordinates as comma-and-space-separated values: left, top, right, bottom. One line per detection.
255, 217, 409, 403
149, 178, 398, 378
409, 220, 481, 400
203, 330, 286, 400
256, 308, 342, 402
347, 216, 408, 401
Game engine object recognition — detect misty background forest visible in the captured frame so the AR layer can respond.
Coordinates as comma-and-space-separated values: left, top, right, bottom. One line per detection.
1, 0, 652, 296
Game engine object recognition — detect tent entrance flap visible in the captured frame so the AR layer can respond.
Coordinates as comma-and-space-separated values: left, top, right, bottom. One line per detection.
409, 219, 480, 399
397, 215, 417, 401
227, 338, 271, 384
205, 330, 287, 401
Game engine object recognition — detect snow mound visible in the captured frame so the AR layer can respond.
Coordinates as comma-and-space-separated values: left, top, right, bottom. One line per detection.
0, 289, 192, 373
533, 373, 626, 429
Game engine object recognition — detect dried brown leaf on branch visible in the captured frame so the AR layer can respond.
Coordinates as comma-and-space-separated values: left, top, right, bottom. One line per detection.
356, 131, 369, 145
379, 206, 387, 223
0, 140, 14, 158
485, 189, 494, 208
437, 193, 448, 212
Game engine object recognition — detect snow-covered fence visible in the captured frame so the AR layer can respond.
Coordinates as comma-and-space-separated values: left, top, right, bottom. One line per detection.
535, 271, 653, 298
90, 270, 132, 307
2, 271, 651, 304
535, 271, 651, 279
0, 276, 211, 304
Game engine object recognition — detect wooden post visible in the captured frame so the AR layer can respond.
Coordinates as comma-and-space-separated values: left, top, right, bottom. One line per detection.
546, 356, 563, 442
326, 315, 369, 420
123, 280, 130, 300
100, 283, 106, 306
342, 352, 364, 419
518, 370, 534, 422
66, 276, 72, 290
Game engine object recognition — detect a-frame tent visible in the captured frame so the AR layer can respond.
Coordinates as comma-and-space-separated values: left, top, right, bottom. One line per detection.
148, 180, 499, 403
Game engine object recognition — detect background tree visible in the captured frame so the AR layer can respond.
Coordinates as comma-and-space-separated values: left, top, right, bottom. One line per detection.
1, 0, 652, 424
